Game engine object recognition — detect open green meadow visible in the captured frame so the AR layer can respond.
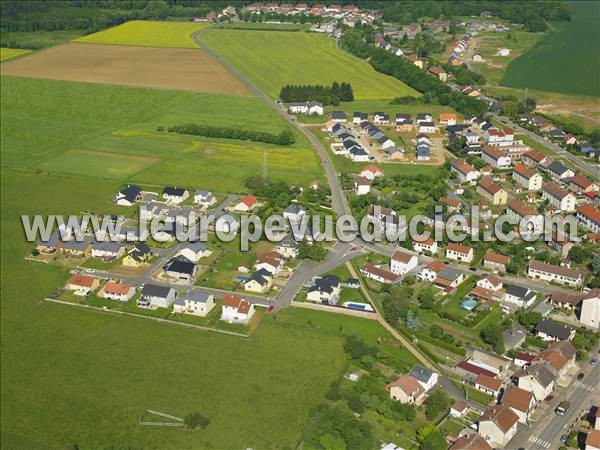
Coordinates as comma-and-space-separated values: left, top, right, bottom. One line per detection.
0, 48, 32, 61
501, 1, 600, 96
74, 20, 209, 48
0, 30, 85, 49
0, 169, 418, 448
201, 29, 419, 100
1, 76, 322, 192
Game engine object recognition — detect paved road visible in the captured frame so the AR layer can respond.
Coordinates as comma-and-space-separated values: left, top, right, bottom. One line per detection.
511, 355, 600, 449
493, 114, 599, 179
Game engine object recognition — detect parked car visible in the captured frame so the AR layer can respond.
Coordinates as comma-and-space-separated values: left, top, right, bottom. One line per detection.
561, 435, 568, 443
555, 401, 569, 416
544, 395, 554, 402
577, 372, 585, 380
590, 358, 597, 366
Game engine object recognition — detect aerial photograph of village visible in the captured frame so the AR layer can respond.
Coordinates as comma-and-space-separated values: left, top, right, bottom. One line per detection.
1, 1, 599, 449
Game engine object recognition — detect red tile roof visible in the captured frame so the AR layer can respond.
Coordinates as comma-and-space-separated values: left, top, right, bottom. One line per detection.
68, 274, 97, 288
513, 163, 536, 179
240, 194, 257, 207
480, 405, 519, 433
456, 360, 496, 378
484, 250, 510, 265
447, 242, 472, 255
578, 204, 600, 225
103, 282, 133, 295
392, 250, 415, 263
476, 373, 502, 392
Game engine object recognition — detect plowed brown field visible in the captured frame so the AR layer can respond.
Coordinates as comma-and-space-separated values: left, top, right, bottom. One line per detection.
1, 43, 250, 95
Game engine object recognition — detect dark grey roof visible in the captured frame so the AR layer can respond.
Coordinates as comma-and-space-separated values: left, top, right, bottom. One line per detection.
284, 204, 306, 215
353, 112, 367, 119
163, 186, 186, 197
308, 275, 340, 294
247, 268, 272, 286
481, 122, 495, 131
416, 146, 430, 158
183, 291, 211, 304
331, 123, 344, 133
38, 230, 61, 247
505, 284, 533, 299
546, 161, 569, 175
409, 365, 436, 384
419, 121, 435, 127
61, 238, 92, 251
92, 241, 124, 252
331, 111, 347, 120
535, 319, 571, 340
343, 139, 359, 150
396, 113, 411, 121
438, 267, 462, 282
182, 241, 208, 253
118, 185, 141, 203
416, 113, 432, 119
164, 259, 196, 276
349, 147, 368, 156
278, 234, 299, 249
141, 284, 172, 299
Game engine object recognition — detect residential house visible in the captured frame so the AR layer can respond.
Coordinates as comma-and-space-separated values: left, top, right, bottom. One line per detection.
91, 241, 126, 259
179, 241, 211, 263
546, 161, 574, 181
244, 268, 273, 293
234, 194, 258, 212
360, 164, 384, 181
354, 176, 371, 195
163, 258, 198, 283
482, 145, 511, 168
122, 243, 152, 266
451, 159, 480, 184
288, 102, 310, 114
331, 111, 347, 122
581, 292, 600, 329
283, 204, 307, 222
378, 135, 395, 150
512, 163, 542, 191
475, 373, 502, 397
528, 260, 583, 287
405, 54, 423, 68
413, 236, 438, 254
419, 261, 466, 288
418, 121, 435, 133
501, 385, 535, 424
215, 214, 239, 234
450, 401, 468, 418
36, 231, 63, 253
306, 275, 341, 304
395, 113, 413, 131
373, 112, 389, 124
577, 204, 600, 233
569, 174, 599, 194
542, 183, 576, 212
477, 405, 519, 448
587, 430, 600, 450
522, 150, 549, 168
416, 143, 430, 160
450, 434, 492, 450
255, 251, 284, 274
386, 375, 425, 404
221, 294, 255, 324
114, 185, 141, 206
513, 361, 556, 401
349, 146, 369, 163
308, 102, 324, 115
477, 179, 508, 205
506, 199, 544, 233
162, 186, 189, 204
360, 264, 399, 284
483, 250, 510, 272
504, 284, 537, 308
66, 274, 100, 295
535, 340, 576, 378
446, 242, 474, 263
429, 66, 448, 82
276, 234, 299, 258
513, 352, 535, 368
534, 318, 574, 341
409, 365, 438, 391
139, 284, 176, 308
390, 250, 418, 275
438, 113, 456, 125
194, 189, 216, 207
61, 239, 92, 257
102, 281, 135, 302
477, 274, 503, 292
352, 111, 368, 124
484, 127, 514, 143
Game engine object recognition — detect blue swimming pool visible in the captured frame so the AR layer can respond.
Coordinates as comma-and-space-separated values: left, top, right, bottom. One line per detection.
343, 302, 374, 312
461, 299, 478, 311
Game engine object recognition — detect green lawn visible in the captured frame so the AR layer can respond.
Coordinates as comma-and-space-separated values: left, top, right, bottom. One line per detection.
201, 29, 418, 100
501, 1, 600, 96
0, 48, 32, 62
74, 20, 209, 48
0, 167, 419, 448
1, 76, 322, 191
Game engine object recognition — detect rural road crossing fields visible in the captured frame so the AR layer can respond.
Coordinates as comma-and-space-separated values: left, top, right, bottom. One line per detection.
528, 435, 551, 448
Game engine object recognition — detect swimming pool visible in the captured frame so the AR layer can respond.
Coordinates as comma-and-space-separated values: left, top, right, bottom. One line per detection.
461, 299, 479, 311
343, 302, 375, 312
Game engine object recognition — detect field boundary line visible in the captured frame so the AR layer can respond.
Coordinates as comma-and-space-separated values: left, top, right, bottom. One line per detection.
44, 297, 251, 338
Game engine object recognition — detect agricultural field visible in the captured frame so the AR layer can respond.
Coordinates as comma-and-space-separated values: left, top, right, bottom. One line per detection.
0, 48, 31, 61
1, 43, 250, 95
74, 20, 208, 48
472, 30, 545, 86
219, 22, 310, 31
1, 76, 321, 192
201, 29, 419, 100
0, 30, 85, 49
501, 0, 600, 97
0, 168, 418, 448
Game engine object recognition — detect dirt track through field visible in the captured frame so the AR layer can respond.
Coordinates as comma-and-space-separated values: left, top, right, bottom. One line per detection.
1, 43, 250, 96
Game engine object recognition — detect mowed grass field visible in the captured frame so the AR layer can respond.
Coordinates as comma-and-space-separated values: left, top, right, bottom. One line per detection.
1, 76, 321, 192
201, 29, 419, 100
501, 1, 600, 96
0, 48, 32, 61
74, 20, 208, 48
0, 169, 417, 449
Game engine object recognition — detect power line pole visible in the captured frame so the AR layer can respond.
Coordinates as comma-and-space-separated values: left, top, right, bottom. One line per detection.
263, 148, 268, 186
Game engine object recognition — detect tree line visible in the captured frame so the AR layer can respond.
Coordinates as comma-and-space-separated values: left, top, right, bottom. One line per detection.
341, 27, 488, 117
279, 81, 354, 105
167, 124, 295, 146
